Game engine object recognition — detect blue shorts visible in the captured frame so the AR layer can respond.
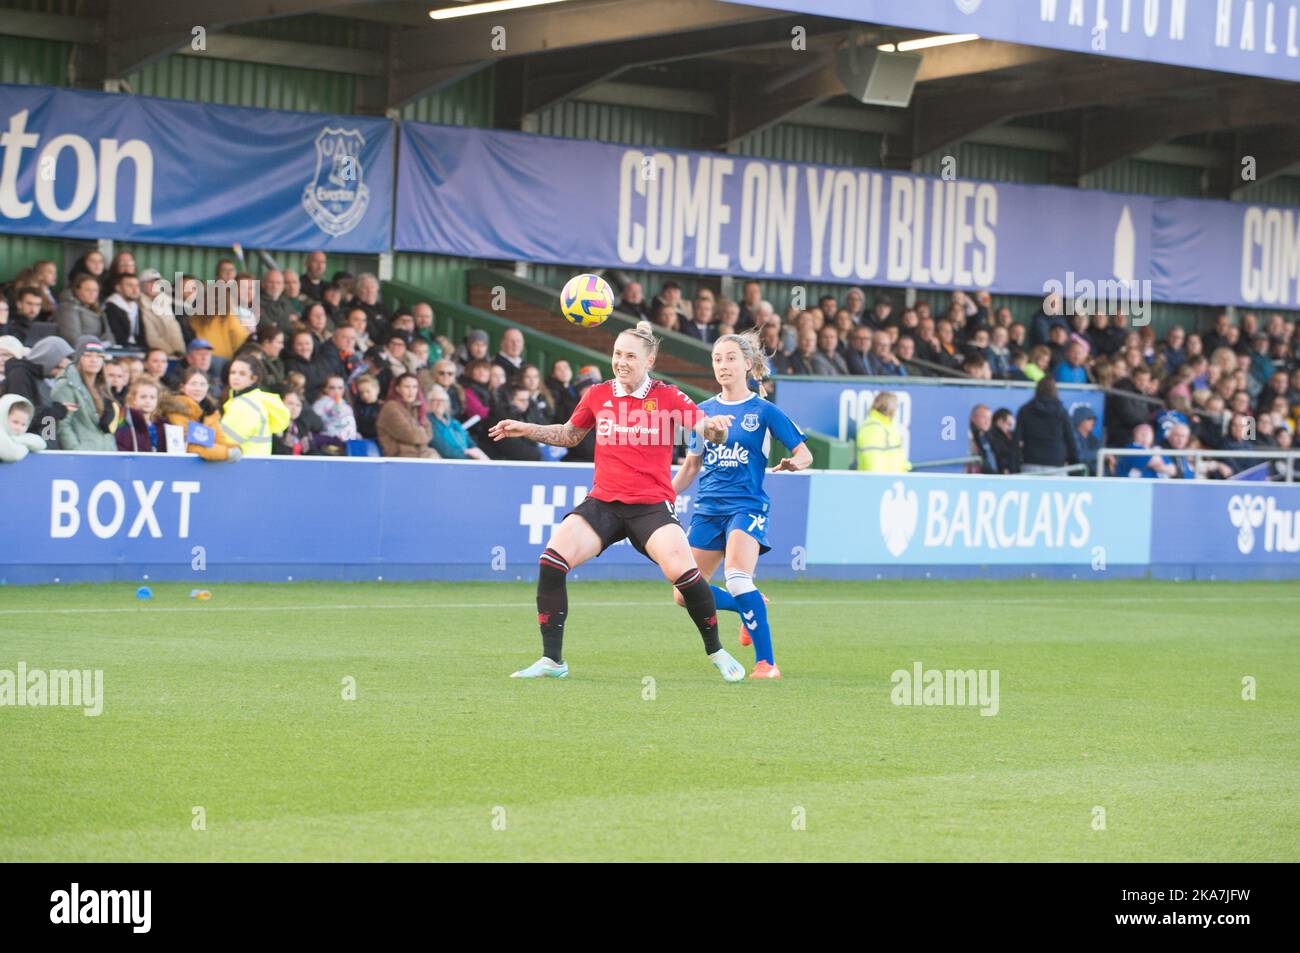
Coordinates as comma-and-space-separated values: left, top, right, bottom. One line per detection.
687, 510, 772, 555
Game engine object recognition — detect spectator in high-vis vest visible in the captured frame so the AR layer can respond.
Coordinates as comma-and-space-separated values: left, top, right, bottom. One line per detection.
220, 355, 289, 457
856, 391, 910, 473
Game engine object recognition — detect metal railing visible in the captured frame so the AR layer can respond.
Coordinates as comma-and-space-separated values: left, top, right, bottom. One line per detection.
1101, 447, 1299, 482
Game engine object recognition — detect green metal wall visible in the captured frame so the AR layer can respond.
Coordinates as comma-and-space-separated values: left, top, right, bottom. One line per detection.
734, 123, 882, 168
0, 33, 68, 85
1081, 158, 1205, 197
915, 141, 1053, 184
126, 57, 356, 113
534, 100, 707, 147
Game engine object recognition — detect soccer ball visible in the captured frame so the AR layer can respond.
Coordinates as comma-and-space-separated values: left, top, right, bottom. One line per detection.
560, 273, 615, 328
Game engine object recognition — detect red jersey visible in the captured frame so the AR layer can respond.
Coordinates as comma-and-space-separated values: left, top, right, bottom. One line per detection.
569, 377, 704, 504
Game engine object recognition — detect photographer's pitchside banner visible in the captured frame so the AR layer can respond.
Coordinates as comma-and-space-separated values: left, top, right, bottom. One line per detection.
0, 84, 393, 252
396, 122, 1300, 309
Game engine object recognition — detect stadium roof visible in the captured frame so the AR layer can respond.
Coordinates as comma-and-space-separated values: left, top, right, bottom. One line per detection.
11, 0, 1300, 192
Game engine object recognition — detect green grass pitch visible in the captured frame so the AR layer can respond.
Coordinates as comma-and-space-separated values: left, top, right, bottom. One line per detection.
1, 579, 1296, 862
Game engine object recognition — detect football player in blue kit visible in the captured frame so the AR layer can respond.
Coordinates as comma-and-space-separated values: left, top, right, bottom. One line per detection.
671, 329, 812, 678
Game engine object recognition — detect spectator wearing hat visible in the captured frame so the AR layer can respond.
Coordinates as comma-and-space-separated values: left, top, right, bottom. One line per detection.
51, 338, 117, 451
166, 338, 224, 398
0, 336, 27, 386
55, 274, 112, 346
137, 269, 186, 358
1072, 405, 1102, 473
1015, 377, 1078, 473
1, 336, 73, 447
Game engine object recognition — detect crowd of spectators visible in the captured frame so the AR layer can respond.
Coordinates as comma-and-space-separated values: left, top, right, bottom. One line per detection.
3, 255, 1298, 479
0, 250, 597, 463
617, 276, 1300, 479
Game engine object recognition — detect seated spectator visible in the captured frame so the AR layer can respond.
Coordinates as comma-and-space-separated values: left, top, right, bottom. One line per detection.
258, 270, 294, 334
283, 330, 327, 402
1015, 377, 1078, 473
0, 394, 45, 462
1022, 345, 1051, 382
856, 392, 909, 473
51, 338, 117, 451
244, 324, 286, 393
377, 372, 436, 458
141, 347, 169, 382
969, 403, 998, 474
988, 326, 1013, 378
650, 300, 679, 333
989, 408, 1020, 474
221, 355, 290, 457
351, 273, 385, 328
1117, 422, 1176, 478
814, 326, 848, 375
428, 384, 488, 460
1, 336, 73, 446
382, 331, 418, 378
1160, 421, 1196, 479
457, 328, 491, 365
485, 384, 543, 461
353, 373, 383, 440
410, 338, 432, 373
274, 389, 341, 456
773, 327, 819, 375
104, 357, 130, 407
300, 301, 333, 347
1054, 338, 1090, 384
318, 324, 362, 387
679, 295, 718, 344
845, 326, 873, 375
300, 251, 328, 302
547, 359, 580, 422
516, 363, 555, 424
1072, 406, 1102, 474
115, 377, 164, 452
412, 303, 441, 361
867, 336, 908, 377
962, 353, 992, 380
490, 327, 525, 378
487, 363, 508, 403
282, 270, 306, 316
166, 338, 223, 399
160, 367, 242, 461
818, 294, 839, 326
55, 274, 112, 345
1106, 365, 1156, 446
617, 281, 650, 321
1214, 413, 1257, 475
650, 280, 689, 324
103, 272, 143, 348
7, 286, 44, 343
311, 374, 359, 441
737, 280, 764, 330
188, 295, 249, 361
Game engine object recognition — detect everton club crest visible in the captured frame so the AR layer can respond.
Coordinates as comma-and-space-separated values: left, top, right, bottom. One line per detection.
302, 127, 370, 237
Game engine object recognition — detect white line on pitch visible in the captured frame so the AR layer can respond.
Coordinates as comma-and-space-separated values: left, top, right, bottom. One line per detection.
0, 595, 1291, 617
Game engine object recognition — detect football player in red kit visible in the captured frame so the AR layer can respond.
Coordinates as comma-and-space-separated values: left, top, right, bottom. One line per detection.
489, 320, 746, 682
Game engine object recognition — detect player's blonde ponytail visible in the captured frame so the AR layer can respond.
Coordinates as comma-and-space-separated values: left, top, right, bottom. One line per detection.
622, 320, 661, 359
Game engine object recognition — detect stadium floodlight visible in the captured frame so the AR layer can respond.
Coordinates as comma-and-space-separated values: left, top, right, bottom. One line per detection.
428, 0, 570, 19
877, 33, 980, 52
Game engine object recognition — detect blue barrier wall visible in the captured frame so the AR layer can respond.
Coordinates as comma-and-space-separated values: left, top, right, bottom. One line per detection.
773, 376, 1105, 469
1, 453, 1297, 584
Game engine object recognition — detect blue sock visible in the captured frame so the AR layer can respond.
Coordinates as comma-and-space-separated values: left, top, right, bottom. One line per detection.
710, 584, 739, 613
735, 589, 773, 665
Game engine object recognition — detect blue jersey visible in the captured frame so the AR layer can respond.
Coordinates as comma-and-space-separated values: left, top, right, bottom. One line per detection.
686, 393, 805, 517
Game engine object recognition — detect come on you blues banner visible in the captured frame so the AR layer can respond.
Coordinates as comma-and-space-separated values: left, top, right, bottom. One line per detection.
396, 123, 1300, 310
0, 84, 393, 252
751, 0, 1300, 84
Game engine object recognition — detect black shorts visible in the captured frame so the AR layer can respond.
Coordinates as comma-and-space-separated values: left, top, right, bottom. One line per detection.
566, 497, 682, 556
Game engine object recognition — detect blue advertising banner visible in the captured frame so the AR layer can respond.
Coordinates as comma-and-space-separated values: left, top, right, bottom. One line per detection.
0, 453, 809, 584
752, 0, 1300, 84
772, 376, 1105, 468
396, 122, 1146, 300
0, 85, 393, 252
1149, 481, 1300, 577
395, 123, 1297, 308
806, 471, 1153, 567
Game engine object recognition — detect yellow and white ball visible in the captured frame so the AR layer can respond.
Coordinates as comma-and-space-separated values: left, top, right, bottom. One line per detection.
560, 273, 615, 328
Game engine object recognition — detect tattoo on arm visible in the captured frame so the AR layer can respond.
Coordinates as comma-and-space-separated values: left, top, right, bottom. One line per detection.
521, 421, 589, 447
